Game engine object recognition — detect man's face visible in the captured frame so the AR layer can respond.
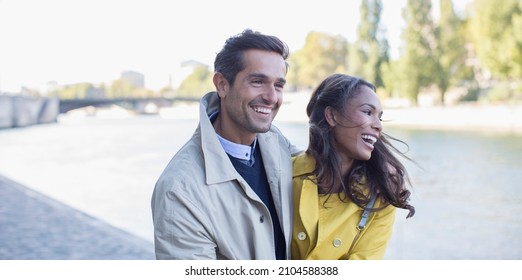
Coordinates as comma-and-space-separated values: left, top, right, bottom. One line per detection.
215, 49, 287, 145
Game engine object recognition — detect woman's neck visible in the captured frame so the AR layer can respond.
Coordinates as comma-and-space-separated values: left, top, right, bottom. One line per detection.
340, 157, 354, 178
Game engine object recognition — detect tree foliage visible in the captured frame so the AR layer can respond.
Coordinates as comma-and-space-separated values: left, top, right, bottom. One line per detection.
175, 65, 214, 99
435, 0, 471, 104
57, 83, 102, 99
288, 32, 348, 90
55, 80, 156, 99
349, 0, 389, 88
172, 0, 522, 105
397, 0, 439, 104
107, 79, 137, 98
470, 0, 522, 79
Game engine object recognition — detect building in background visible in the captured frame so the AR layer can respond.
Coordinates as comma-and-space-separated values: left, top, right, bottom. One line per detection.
121, 71, 145, 89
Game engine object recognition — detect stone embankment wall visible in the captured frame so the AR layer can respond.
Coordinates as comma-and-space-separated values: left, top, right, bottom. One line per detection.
0, 95, 59, 129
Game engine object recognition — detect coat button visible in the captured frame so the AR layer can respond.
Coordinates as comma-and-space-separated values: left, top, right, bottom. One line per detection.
297, 232, 307, 240
333, 239, 342, 247
259, 216, 264, 223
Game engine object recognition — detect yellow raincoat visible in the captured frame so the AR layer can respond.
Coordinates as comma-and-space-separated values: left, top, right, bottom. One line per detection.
291, 153, 396, 260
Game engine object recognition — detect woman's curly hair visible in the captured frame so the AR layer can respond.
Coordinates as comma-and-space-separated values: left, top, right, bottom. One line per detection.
306, 73, 415, 218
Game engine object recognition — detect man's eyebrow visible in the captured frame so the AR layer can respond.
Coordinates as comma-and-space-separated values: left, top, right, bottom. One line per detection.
248, 73, 269, 80
248, 73, 287, 84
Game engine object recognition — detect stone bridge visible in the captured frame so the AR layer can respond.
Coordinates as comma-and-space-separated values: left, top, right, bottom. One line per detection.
0, 95, 199, 128
58, 97, 198, 114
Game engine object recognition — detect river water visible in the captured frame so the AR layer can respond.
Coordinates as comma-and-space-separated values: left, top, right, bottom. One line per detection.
0, 112, 521, 260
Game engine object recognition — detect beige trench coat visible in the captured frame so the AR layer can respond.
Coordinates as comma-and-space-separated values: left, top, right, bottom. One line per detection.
151, 92, 300, 259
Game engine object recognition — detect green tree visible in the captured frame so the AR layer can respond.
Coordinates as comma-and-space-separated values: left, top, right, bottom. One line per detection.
176, 65, 214, 99
289, 32, 348, 90
285, 54, 301, 92
57, 83, 97, 99
380, 59, 400, 99
513, 1, 522, 80
435, 0, 471, 104
349, 0, 389, 88
470, 0, 522, 79
398, 0, 438, 105
106, 79, 137, 98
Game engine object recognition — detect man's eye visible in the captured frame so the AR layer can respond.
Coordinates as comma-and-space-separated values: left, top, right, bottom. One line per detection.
275, 83, 285, 89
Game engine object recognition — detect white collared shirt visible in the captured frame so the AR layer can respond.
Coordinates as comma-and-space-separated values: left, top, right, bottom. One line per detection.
216, 133, 257, 166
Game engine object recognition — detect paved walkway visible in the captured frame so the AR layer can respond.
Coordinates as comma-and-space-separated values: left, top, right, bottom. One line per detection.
0, 174, 155, 260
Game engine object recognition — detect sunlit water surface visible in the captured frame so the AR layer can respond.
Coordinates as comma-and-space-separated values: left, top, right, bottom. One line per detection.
1, 114, 521, 259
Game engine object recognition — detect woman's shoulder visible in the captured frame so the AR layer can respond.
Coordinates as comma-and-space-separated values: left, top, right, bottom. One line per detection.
292, 152, 315, 177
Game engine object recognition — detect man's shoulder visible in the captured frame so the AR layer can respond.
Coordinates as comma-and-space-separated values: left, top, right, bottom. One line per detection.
265, 124, 302, 156
156, 140, 204, 190
263, 124, 290, 145
170, 138, 202, 166
268, 124, 285, 136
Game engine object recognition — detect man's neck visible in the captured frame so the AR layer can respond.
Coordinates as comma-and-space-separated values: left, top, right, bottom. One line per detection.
212, 115, 256, 145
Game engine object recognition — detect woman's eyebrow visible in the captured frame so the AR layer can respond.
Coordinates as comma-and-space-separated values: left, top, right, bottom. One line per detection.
359, 103, 376, 109
360, 103, 383, 115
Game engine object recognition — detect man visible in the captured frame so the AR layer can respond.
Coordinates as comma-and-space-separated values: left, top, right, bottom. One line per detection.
151, 29, 301, 259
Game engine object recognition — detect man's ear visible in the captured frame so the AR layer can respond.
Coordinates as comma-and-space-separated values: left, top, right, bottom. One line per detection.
324, 106, 337, 127
213, 72, 229, 98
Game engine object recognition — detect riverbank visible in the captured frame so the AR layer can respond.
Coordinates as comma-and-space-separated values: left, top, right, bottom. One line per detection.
276, 92, 522, 134
6, 91, 521, 134
383, 103, 522, 134
0, 174, 154, 260
157, 92, 522, 134
0, 95, 59, 129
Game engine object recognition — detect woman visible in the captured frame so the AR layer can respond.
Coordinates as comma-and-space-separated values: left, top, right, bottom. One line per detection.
291, 74, 415, 260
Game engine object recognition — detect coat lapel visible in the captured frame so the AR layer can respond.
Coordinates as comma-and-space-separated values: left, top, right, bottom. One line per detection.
199, 92, 239, 185
259, 132, 281, 197
299, 178, 319, 239
258, 132, 284, 221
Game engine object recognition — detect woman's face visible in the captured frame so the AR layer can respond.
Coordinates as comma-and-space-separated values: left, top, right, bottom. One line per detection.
326, 85, 383, 165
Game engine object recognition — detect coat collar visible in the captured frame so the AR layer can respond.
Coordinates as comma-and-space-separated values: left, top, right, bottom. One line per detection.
199, 92, 237, 185
199, 92, 280, 187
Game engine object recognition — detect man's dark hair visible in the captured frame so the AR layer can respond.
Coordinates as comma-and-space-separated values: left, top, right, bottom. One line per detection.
214, 29, 289, 86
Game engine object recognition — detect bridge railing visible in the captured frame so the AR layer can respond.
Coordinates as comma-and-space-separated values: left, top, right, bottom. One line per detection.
58, 97, 199, 114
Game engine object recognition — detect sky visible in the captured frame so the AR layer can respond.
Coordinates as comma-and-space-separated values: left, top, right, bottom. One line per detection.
0, 0, 456, 93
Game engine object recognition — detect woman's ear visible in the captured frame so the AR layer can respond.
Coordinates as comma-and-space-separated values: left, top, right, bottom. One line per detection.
213, 72, 229, 98
324, 106, 337, 127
